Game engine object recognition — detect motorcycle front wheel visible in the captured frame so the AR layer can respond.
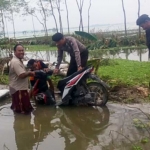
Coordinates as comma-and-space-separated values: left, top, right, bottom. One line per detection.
87, 82, 109, 106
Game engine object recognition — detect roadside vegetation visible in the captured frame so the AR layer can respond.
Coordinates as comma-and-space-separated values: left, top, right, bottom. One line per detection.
99, 59, 150, 87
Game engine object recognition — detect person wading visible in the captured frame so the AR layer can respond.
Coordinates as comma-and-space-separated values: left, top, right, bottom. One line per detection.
9, 44, 34, 114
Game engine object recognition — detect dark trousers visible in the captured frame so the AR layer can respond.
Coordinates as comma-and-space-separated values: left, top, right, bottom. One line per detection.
67, 50, 88, 76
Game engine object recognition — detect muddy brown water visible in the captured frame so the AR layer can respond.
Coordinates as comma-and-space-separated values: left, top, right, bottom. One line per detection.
1, 96, 150, 150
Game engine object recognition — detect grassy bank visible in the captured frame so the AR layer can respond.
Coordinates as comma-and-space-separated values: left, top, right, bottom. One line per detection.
1, 59, 150, 103
1, 59, 149, 87
98, 59, 150, 87
0, 59, 150, 87
97, 59, 150, 103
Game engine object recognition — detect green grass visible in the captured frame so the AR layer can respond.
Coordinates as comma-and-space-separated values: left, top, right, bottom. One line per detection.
98, 59, 150, 87
25, 45, 57, 51
1, 58, 150, 89
0, 44, 57, 51
0, 75, 8, 85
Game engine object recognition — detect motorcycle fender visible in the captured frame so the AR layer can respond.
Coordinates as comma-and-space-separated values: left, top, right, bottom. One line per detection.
89, 74, 110, 90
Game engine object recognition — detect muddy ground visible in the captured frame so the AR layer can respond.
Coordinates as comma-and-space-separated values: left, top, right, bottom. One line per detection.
0, 84, 150, 104
109, 86, 150, 103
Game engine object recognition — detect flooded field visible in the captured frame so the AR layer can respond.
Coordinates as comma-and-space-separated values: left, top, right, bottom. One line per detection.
0, 48, 149, 62
1, 97, 150, 150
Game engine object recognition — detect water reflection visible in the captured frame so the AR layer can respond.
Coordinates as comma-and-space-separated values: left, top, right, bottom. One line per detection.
53, 106, 110, 150
2, 101, 150, 150
14, 114, 34, 150
0, 48, 149, 62
13, 106, 110, 150
24, 49, 149, 62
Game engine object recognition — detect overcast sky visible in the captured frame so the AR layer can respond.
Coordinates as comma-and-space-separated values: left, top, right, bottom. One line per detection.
6, 0, 150, 32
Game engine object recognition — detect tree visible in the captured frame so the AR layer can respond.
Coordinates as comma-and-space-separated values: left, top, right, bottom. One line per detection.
5, 0, 28, 39
48, 0, 58, 32
31, 15, 36, 37
137, 0, 141, 37
9, 0, 16, 38
39, 0, 49, 36
24, 0, 50, 36
0, 9, 6, 37
88, 0, 91, 33
55, 0, 63, 33
121, 0, 127, 36
0, 0, 10, 38
24, 7, 46, 36
76, 0, 84, 31
64, 0, 69, 33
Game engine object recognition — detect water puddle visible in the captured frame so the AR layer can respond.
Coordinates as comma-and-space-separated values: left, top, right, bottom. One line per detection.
0, 98, 150, 150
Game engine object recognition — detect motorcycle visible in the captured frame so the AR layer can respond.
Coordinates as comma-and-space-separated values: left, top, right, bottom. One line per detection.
33, 65, 109, 106
55, 65, 109, 106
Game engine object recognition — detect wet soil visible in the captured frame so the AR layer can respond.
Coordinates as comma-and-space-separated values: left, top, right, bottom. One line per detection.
109, 86, 150, 103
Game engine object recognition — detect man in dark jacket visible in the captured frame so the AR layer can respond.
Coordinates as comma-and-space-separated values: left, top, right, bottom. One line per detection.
27, 59, 54, 91
52, 33, 89, 76
27, 59, 55, 104
136, 14, 150, 59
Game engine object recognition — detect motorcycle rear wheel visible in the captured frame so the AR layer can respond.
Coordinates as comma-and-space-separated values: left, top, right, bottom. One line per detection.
87, 82, 108, 106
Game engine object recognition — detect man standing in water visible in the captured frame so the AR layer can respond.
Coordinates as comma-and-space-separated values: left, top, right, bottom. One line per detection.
52, 33, 89, 76
9, 44, 34, 114
136, 14, 150, 60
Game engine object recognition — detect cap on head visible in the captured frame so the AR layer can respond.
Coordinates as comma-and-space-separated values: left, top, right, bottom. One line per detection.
27, 59, 36, 68
52, 33, 64, 42
136, 14, 150, 26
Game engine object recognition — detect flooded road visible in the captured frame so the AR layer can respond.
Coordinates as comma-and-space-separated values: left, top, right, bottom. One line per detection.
0, 98, 150, 150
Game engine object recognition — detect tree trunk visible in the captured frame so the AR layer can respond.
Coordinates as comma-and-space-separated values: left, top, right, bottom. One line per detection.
88, 0, 91, 33
4, 14, 9, 38
31, 15, 36, 37
56, 0, 63, 33
1, 9, 5, 38
64, 0, 70, 33
121, 0, 127, 36
80, 0, 84, 31
32, 12, 46, 33
39, 0, 48, 36
138, 0, 141, 38
76, 0, 84, 31
49, 0, 58, 32
11, 12, 16, 39
9, 0, 16, 38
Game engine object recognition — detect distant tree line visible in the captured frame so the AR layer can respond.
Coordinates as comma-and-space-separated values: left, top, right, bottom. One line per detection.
0, 0, 141, 39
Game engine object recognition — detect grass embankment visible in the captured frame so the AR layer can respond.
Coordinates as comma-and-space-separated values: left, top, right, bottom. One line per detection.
1, 59, 150, 103
98, 59, 150, 87
98, 59, 150, 103
1, 59, 150, 87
